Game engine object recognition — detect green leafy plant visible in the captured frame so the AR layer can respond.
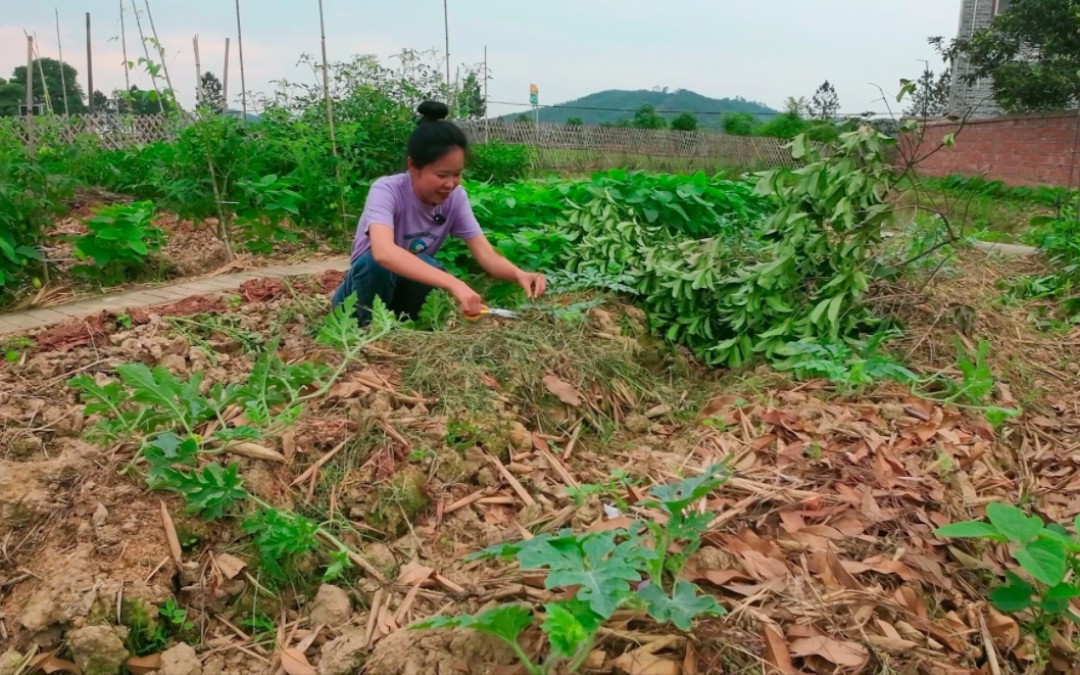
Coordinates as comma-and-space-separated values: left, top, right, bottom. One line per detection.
73, 201, 165, 285
912, 339, 1021, 426
411, 465, 729, 674
70, 295, 396, 583
771, 331, 916, 392
242, 507, 321, 583
2, 336, 34, 363
936, 503, 1080, 639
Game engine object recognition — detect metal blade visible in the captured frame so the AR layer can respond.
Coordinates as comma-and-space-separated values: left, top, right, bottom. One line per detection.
487, 308, 520, 319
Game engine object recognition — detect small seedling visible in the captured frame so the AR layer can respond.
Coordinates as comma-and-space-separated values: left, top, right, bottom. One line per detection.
412, 465, 729, 674
2, 336, 33, 363
936, 502, 1080, 640
116, 313, 135, 330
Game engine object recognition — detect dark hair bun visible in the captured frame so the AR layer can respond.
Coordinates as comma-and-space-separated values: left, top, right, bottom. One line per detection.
417, 101, 449, 123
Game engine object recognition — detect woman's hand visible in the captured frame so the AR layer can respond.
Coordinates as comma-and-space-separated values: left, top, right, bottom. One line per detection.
516, 271, 547, 299
450, 281, 483, 317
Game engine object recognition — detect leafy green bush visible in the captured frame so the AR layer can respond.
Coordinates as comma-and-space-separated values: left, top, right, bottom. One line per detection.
0, 120, 68, 299
468, 142, 534, 184
73, 201, 165, 285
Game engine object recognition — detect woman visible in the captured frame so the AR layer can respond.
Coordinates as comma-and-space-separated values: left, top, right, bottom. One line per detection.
332, 101, 546, 325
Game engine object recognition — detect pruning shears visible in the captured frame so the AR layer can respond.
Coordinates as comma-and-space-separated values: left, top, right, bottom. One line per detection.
465, 305, 520, 320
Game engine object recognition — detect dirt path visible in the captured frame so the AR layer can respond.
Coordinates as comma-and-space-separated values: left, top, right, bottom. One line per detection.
0, 257, 350, 336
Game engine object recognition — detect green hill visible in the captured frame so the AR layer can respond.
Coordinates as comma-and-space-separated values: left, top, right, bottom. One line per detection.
499, 88, 777, 127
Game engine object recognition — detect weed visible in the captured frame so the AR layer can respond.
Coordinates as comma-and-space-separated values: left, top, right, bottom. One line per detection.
69, 294, 394, 585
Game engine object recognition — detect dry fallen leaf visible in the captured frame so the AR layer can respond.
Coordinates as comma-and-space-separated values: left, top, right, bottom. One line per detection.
328, 380, 370, 399
125, 654, 163, 675
229, 442, 286, 462
29, 654, 80, 674
160, 501, 183, 567
397, 560, 435, 586
215, 552, 247, 580
543, 375, 583, 407
762, 625, 794, 674
613, 651, 681, 675
279, 647, 318, 675
987, 608, 1019, 651
789, 636, 869, 669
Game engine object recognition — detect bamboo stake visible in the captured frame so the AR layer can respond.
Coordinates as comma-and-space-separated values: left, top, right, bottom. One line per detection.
193, 35, 202, 105
222, 37, 230, 111
234, 0, 248, 121
54, 8, 69, 114
85, 13, 94, 113
317, 0, 349, 234
129, 0, 164, 113
119, 0, 131, 93
30, 33, 53, 114
142, 0, 176, 104
25, 35, 34, 119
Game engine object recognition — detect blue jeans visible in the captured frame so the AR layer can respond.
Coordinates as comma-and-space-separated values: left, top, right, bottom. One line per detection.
332, 252, 444, 326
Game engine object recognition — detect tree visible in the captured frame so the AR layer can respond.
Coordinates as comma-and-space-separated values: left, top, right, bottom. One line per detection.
671, 111, 698, 131
11, 58, 85, 114
566, 116, 584, 126
515, 112, 532, 125
904, 66, 951, 118
0, 78, 26, 117
933, 0, 1080, 112
721, 112, 758, 136
455, 71, 485, 119
632, 103, 666, 130
91, 90, 108, 112
809, 81, 840, 120
783, 96, 810, 118
199, 72, 225, 114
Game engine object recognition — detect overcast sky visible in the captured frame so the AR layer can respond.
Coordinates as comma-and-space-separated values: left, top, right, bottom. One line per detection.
2, 1, 961, 116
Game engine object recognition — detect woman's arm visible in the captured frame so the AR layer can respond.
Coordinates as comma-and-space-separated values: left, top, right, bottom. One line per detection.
369, 225, 482, 314
466, 235, 546, 299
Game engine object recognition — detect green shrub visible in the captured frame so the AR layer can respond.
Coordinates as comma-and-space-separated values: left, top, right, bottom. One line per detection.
73, 201, 166, 285
468, 142, 534, 184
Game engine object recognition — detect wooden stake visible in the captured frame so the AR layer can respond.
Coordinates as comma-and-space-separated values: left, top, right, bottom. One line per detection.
193, 34, 203, 104
317, 0, 350, 233
442, 0, 450, 92
25, 35, 34, 118
119, 0, 131, 93
234, 0, 248, 121
54, 8, 69, 114
222, 37, 230, 111
85, 13, 93, 113
483, 45, 488, 143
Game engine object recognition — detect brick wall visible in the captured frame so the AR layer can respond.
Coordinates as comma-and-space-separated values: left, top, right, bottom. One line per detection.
899, 111, 1080, 188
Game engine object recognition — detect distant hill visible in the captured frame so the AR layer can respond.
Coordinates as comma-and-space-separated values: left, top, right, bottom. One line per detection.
498, 88, 777, 127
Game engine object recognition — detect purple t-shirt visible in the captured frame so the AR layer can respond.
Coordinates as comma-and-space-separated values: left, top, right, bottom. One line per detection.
350, 173, 483, 262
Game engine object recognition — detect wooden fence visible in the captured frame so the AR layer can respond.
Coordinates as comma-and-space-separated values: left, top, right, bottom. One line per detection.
12, 114, 796, 173
459, 120, 795, 173
15, 113, 187, 151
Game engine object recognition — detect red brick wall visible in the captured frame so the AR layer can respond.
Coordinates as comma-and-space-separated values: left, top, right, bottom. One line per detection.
898, 111, 1080, 188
